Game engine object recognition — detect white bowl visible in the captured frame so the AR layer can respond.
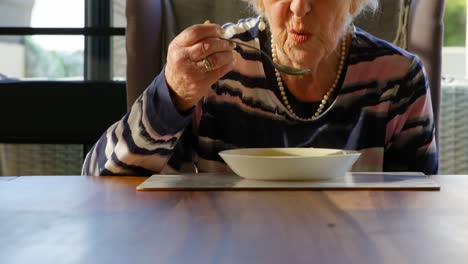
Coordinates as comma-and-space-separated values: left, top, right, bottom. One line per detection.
219, 148, 361, 181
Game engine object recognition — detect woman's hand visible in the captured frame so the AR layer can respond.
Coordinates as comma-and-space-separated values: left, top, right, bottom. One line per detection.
165, 23, 237, 111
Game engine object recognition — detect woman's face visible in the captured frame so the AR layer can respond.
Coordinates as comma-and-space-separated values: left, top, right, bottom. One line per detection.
261, 0, 354, 66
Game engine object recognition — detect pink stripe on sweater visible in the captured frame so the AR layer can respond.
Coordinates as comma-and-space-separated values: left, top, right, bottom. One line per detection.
365, 101, 392, 114
344, 55, 411, 85
232, 51, 265, 77
336, 88, 367, 102
206, 90, 282, 119
385, 94, 432, 144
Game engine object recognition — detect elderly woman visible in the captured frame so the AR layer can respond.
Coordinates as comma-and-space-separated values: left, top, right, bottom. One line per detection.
82, 0, 438, 176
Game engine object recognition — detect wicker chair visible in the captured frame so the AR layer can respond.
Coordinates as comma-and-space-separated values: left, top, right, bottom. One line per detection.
439, 78, 468, 173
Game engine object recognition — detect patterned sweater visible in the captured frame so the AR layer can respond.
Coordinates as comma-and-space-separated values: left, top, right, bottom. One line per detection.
82, 17, 439, 176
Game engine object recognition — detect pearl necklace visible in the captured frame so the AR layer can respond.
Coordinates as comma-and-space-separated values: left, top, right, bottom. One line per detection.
271, 33, 348, 121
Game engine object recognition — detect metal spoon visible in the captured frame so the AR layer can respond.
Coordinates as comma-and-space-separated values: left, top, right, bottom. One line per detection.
219, 37, 310, 76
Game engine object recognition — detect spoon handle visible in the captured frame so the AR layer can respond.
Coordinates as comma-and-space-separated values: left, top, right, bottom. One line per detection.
218, 37, 310, 76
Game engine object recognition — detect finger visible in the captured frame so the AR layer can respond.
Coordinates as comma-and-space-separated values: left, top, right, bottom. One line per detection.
213, 54, 237, 77
202, 55, 237, 86
175, 23, 223, 47
187, 37, 235, 62
195, 50, 236, 73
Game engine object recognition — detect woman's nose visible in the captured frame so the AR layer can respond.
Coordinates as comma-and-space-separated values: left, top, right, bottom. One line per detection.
290, 0, 311, 18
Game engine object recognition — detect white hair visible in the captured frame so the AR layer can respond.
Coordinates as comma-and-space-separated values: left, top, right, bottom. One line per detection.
243, 0, 380, 17
363, 0, 380, 14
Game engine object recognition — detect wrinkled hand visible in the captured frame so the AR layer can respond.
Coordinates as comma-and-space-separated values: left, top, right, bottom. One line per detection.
165, 22, 237, 111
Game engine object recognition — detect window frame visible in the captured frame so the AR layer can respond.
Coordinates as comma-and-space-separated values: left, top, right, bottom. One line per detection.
0, 0, 125, 81
0, 0, 127, 146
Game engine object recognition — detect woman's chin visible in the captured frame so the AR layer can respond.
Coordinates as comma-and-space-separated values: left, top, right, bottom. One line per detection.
289, 49, 322, 64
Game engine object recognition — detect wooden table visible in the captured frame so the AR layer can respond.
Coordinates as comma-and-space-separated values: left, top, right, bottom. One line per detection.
0, 175, 467, 264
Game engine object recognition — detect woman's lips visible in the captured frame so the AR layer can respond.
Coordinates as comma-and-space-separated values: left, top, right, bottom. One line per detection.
289, 31, 312, 44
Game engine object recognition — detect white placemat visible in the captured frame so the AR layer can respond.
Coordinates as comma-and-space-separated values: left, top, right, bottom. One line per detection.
137, 172, 440, 191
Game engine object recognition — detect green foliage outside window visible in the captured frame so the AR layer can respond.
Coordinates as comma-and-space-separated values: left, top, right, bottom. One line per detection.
24, 37, 83, 79
444, 0, 466, 46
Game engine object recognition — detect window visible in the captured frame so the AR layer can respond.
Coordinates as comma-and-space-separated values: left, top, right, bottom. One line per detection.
0, 0, 126, 80
0, 0, 127, 176
442, 0, 465, 78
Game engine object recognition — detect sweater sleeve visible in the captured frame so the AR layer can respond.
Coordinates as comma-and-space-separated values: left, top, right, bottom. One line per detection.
82, 69, 193, 176
384, 56, 439, 174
